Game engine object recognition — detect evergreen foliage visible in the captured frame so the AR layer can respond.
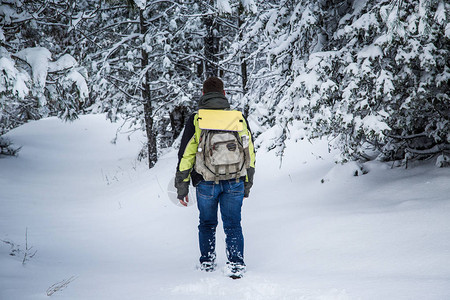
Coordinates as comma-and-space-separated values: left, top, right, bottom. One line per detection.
240, 0, 449, 164
0, 0, 91, 135
1, 0, 448, 165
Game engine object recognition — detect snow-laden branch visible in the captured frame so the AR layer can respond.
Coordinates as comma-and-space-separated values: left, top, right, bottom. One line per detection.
144, 0, 182, 9
179, 12, 216, 18
105, 76, 143, 101
102, 33, 141, 62
216, 16, 239, 30
172, 51, 242, 77
75, 20, 140, 45
388, 133, 428, 139
406, 144, 450, 155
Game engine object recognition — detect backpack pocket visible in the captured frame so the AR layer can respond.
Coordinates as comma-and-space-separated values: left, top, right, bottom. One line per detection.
209, 132, 241, 166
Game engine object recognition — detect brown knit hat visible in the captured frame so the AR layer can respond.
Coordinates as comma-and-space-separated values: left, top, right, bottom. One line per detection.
202, 77, 224, 94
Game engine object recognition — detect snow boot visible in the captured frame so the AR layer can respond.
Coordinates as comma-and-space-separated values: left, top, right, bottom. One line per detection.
224, 262, 246, 279
198, 261, 217, 272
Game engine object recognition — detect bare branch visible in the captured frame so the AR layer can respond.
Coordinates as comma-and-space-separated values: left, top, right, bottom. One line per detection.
46, 276, 77, 296
105, 77, 142, 101
103, 33, 141, 61
74, 20, 140, 45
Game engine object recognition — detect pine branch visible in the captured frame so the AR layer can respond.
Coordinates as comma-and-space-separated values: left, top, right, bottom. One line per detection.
406, 144, 450, 155
387, 133, 428, 139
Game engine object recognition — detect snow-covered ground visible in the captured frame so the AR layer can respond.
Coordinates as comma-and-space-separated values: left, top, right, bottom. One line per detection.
1, 115, 449, 300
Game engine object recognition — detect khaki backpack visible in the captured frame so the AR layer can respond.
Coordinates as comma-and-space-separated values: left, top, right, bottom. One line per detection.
195, 109, 251, 183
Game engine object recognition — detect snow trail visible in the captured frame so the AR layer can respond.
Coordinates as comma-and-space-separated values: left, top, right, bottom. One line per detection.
1, 115, 449, 299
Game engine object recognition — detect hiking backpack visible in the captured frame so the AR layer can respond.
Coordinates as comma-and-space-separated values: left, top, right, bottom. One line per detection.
195, 109, 251, 183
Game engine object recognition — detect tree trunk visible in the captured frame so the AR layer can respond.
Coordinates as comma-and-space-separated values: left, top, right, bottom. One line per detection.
140, 10, 157, 168
203, 1, 219, 78
238, 3, 249, 118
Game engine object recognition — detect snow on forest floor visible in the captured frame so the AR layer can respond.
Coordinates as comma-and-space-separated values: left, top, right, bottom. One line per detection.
1, 114, 449, 300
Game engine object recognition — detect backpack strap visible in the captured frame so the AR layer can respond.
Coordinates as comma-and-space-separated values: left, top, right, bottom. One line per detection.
214, 165, 219, 184
235, 162, 241, 182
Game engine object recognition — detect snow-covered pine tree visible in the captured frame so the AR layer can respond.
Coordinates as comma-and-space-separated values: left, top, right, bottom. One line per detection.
0, 0, 90, 154
81, 0, 204, 168
201, 0, 221, 77
237, 0, 449, 166
377, 0, 449, 164
300, 0, 450, 164
234, 0, 329, 157
215, 0, 258, 117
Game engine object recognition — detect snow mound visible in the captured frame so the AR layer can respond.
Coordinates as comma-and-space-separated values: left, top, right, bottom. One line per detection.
1, 114, 449, 300
321, 161, 368, 183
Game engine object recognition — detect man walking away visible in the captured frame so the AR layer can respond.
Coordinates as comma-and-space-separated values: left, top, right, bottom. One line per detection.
175, 77, 256, 279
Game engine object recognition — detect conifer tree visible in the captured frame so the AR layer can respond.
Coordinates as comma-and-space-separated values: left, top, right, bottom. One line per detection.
238, 0, 449, 165
81, 0, 204, 167
1, 0, 91, 155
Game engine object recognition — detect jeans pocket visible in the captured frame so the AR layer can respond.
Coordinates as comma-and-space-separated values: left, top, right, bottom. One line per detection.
228, 181, 244, 196
197, 181, 215, 199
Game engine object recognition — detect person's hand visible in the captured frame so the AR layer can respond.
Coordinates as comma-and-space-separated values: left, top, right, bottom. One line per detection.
179, 195, 189, 207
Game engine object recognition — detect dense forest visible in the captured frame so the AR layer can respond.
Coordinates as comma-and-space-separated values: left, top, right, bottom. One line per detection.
1, 0, 448, 168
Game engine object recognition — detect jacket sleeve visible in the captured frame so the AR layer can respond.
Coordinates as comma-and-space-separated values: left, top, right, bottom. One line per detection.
243, 116, 256, 197
175, 114, 198, 199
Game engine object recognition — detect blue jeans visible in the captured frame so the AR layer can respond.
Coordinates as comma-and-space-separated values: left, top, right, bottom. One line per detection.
196, 179, 245, 265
